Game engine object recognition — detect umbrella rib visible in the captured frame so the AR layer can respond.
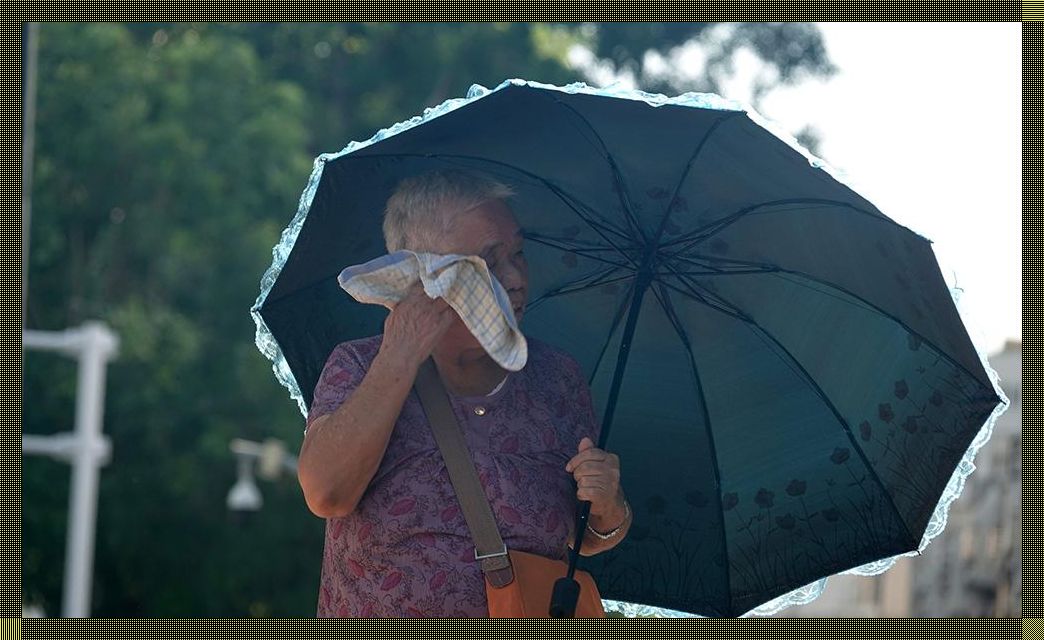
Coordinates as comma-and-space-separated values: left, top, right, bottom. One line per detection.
658, 268, 779, 277
543, 96, 650, 245
664, 202, 839, 249
586, 278, 638, 391
662, 198, 890, 256
648, 282, 735, 614
523, 230, 628, 251
669, 271, 923, 552
672, 255, 994, 394
523, 232, 634, 270
526, 270, 633, 312
651, 112, 744, 245
351, 151, 637, 250
539, 185, 637, 244
666, 254, 727, 274
657, 278, 753, 325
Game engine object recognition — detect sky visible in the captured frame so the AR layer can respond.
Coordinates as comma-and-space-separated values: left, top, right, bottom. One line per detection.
710, 23, 1021, 357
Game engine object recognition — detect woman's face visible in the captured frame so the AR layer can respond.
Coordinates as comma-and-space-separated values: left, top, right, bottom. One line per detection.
431, 199, 529, 356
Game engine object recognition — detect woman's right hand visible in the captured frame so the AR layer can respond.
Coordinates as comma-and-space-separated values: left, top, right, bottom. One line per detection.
300, 283, 455, 518
379, 283, 456, 370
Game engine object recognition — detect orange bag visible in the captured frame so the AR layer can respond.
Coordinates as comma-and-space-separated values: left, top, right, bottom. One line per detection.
415, 360, 605, 618
485, 549, 605, 618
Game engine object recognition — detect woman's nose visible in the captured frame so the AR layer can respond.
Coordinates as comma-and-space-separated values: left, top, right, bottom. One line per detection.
496, 262, 526, 292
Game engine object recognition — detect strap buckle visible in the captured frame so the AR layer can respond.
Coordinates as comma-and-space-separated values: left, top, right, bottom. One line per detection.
474, 543, 508, 561
476, 544, 514, 588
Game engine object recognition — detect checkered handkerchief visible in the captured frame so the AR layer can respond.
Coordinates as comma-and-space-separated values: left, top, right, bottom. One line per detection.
338, 251, 528, 371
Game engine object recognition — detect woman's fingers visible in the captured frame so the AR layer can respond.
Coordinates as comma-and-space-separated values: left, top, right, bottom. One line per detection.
572, 466, 621, 482
568, 443, 622, 514
576, 484, 612, 502
433, 306, 457, 337
566, 449, 617, 473
577, 476, 609, 490
380, 285, 459, 364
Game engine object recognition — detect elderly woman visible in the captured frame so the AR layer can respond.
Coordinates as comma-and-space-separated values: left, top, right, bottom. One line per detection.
297, 170, 631, 617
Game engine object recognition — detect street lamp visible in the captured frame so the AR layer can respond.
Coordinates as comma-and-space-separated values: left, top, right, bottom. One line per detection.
226, 454, 263, 512
225, 438, 297, 513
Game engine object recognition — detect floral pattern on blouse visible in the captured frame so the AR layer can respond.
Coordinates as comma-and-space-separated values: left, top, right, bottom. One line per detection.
307, 334, 600, 617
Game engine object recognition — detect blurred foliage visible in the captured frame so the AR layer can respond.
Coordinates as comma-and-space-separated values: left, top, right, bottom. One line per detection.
589, 22, 836, 101
23, 23, 833, 616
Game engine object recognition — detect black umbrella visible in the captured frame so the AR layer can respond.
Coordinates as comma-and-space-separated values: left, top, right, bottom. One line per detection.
252, 80, 1005, 616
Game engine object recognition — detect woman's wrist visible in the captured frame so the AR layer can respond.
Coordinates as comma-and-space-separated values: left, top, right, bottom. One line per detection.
375, 340, 426, 377
588, 496, 630, 538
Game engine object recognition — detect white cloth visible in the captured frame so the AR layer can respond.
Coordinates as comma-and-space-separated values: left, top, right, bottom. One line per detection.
338, 251, 528, 371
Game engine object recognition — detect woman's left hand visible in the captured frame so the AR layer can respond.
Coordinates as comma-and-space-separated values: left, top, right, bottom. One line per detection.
565, 437, 625, 521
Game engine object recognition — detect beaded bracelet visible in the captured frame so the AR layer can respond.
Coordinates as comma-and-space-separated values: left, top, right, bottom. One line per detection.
586, 500, 631, 540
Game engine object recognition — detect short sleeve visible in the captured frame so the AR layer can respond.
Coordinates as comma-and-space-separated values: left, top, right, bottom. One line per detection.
561, 354, 601, 448
306, 343, 366, 433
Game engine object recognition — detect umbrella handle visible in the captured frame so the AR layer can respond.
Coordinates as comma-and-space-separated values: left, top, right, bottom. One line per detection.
549, 500, 592, 617
549, 576, 580, 618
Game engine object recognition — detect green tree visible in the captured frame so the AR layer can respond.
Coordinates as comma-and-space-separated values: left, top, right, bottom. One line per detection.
580, 22, 836, 153
120, 23, 835, 154
586, 22, 835, 98
25, 23, 315, 616
24, 23, 834, 616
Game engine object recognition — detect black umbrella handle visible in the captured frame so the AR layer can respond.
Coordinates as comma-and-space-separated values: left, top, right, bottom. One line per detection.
549, 500, 592, 617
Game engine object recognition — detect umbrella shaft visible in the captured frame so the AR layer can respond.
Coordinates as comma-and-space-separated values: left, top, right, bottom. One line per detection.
567, 500, 591, 576
597, 269, 653, 450
568, 269, 652, 568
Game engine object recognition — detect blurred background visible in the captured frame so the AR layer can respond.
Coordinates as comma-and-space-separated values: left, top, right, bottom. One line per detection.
22, 22, 1019, 617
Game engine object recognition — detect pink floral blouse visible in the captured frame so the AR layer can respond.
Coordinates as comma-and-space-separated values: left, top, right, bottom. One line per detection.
307, 334, 600, 617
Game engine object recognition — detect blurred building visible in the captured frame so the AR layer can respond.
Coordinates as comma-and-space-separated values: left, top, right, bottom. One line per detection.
777, 339, 1021, 617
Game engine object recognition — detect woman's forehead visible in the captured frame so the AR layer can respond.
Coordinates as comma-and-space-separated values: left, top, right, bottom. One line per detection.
443, 201, 523, 252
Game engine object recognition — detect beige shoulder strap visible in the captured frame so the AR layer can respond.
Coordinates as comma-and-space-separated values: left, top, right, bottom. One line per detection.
414, 358, 514, 587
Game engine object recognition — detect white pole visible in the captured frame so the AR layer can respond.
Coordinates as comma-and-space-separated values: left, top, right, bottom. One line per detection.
23, 433, 111, 461
23, 22, 38, 326
59, 322, 117, 618
24, 328, 85, 353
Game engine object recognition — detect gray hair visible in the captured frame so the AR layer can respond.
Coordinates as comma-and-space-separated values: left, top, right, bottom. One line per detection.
382, 169, 516, 252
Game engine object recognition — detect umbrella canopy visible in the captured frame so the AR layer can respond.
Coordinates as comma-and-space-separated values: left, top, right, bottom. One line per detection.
252, 80, 1006, 617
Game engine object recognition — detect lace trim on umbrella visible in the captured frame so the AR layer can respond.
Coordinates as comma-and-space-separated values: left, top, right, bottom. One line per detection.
251, 80, 1009, 617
